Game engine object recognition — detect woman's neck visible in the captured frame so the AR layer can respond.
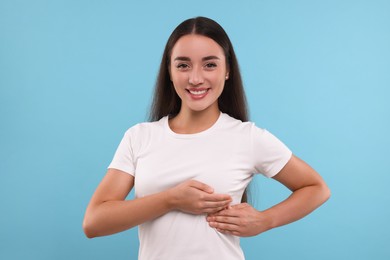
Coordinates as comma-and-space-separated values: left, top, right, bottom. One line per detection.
169, 107, 221, 134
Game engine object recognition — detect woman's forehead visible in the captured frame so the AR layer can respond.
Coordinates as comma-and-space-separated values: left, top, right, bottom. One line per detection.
171, 34, 225, 61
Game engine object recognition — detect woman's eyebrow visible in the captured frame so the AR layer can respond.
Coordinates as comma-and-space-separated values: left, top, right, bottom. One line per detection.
174, 56, 191, 61
202, 56, 220, 61
173, 56, 220, 61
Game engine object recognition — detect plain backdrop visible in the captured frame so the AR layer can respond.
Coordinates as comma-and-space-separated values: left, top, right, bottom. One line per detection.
1, 0, 389, 259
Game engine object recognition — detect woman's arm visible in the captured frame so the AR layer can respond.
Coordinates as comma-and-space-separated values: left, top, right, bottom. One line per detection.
261, 155, 331, 229
206, 155, 331, 236
83, 169, 232, 238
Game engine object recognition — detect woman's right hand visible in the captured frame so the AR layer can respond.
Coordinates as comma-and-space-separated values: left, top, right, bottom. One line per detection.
167, 180, 232, 215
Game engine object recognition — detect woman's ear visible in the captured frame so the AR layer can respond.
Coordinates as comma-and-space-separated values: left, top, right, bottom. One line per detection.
225, 65, 230, 80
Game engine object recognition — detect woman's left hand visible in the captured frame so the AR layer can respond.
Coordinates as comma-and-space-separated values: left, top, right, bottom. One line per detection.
206, 203, 272, 237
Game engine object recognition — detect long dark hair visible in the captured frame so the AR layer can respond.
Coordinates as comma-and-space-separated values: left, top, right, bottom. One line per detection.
149, 16, 249, 122
149, 17, 250, 203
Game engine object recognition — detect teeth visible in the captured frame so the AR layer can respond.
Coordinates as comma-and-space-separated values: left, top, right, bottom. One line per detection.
189, 89, 207, 95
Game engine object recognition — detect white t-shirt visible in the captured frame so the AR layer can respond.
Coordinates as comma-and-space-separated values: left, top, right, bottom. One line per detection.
108, 113, 292, 260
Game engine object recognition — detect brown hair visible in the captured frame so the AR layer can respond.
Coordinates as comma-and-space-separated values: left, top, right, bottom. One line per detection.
149, 17, 250, 203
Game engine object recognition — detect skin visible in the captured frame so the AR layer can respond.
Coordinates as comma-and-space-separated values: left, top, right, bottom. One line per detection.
83, 34, 330, 239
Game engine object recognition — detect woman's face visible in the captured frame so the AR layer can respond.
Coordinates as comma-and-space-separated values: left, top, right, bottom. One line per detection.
169, 34, 228, 114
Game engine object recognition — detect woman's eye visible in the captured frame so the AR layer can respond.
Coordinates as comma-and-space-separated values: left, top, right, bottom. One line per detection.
205, 63, 217, 69
177, 63, 189, 69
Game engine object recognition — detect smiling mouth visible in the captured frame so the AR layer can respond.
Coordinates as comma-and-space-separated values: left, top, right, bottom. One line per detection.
187, 89, 208, 95
185, 88, 210, 100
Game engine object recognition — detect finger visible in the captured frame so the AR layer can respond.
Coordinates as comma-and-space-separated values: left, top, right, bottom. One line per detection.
231, 203, 249, 209
201, 202, 231, 214
207, 209, 227, 217
189, 180, 214, 194
208, 221, 239, 232
204, 193, 232, 202
203, 206, 231, 214
202, 200, 231, 209
207, 215, 239, 225
209, 207, 240, 217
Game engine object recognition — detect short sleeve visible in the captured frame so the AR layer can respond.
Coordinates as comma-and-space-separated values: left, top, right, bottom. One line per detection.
251, 125, 292, 178
108, 129, 135, 176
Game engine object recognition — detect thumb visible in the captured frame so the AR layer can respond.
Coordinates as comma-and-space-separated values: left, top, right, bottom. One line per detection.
189, 180, 214, 194
231, 203, 249, 209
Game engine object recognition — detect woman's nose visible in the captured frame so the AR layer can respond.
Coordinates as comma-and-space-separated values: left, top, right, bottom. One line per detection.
188, 67, 204, 85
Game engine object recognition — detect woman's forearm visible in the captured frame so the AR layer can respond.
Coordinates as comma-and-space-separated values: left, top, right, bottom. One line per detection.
263, 183, 330, 230
83, 190, 173, 238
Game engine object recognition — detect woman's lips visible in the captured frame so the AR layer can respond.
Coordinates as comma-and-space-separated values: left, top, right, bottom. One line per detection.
186, 88, 210, 99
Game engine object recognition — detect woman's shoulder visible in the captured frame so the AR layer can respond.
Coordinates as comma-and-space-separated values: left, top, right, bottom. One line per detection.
220, 113, 264, 133
124, 116, 167, 137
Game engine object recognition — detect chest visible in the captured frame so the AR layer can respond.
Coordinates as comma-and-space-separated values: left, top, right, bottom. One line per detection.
133, 136, 254, 203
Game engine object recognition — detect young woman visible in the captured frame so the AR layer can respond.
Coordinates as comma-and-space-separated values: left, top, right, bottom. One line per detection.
83, 17, 330, 259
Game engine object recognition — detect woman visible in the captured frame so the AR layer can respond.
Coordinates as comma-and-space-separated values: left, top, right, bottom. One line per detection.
83, 17, 330, 259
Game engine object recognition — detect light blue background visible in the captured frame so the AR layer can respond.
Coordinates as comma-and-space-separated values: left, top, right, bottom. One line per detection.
1, 0, 389, 259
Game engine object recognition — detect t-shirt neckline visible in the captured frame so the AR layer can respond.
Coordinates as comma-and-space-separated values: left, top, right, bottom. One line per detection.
164, 112, 224, 139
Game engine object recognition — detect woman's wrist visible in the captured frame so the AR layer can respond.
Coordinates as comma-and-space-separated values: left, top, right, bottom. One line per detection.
257, 209, 276, 234
164, 188, 178, 211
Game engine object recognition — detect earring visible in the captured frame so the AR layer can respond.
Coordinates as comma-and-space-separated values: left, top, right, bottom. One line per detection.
225, 75, 229, 80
